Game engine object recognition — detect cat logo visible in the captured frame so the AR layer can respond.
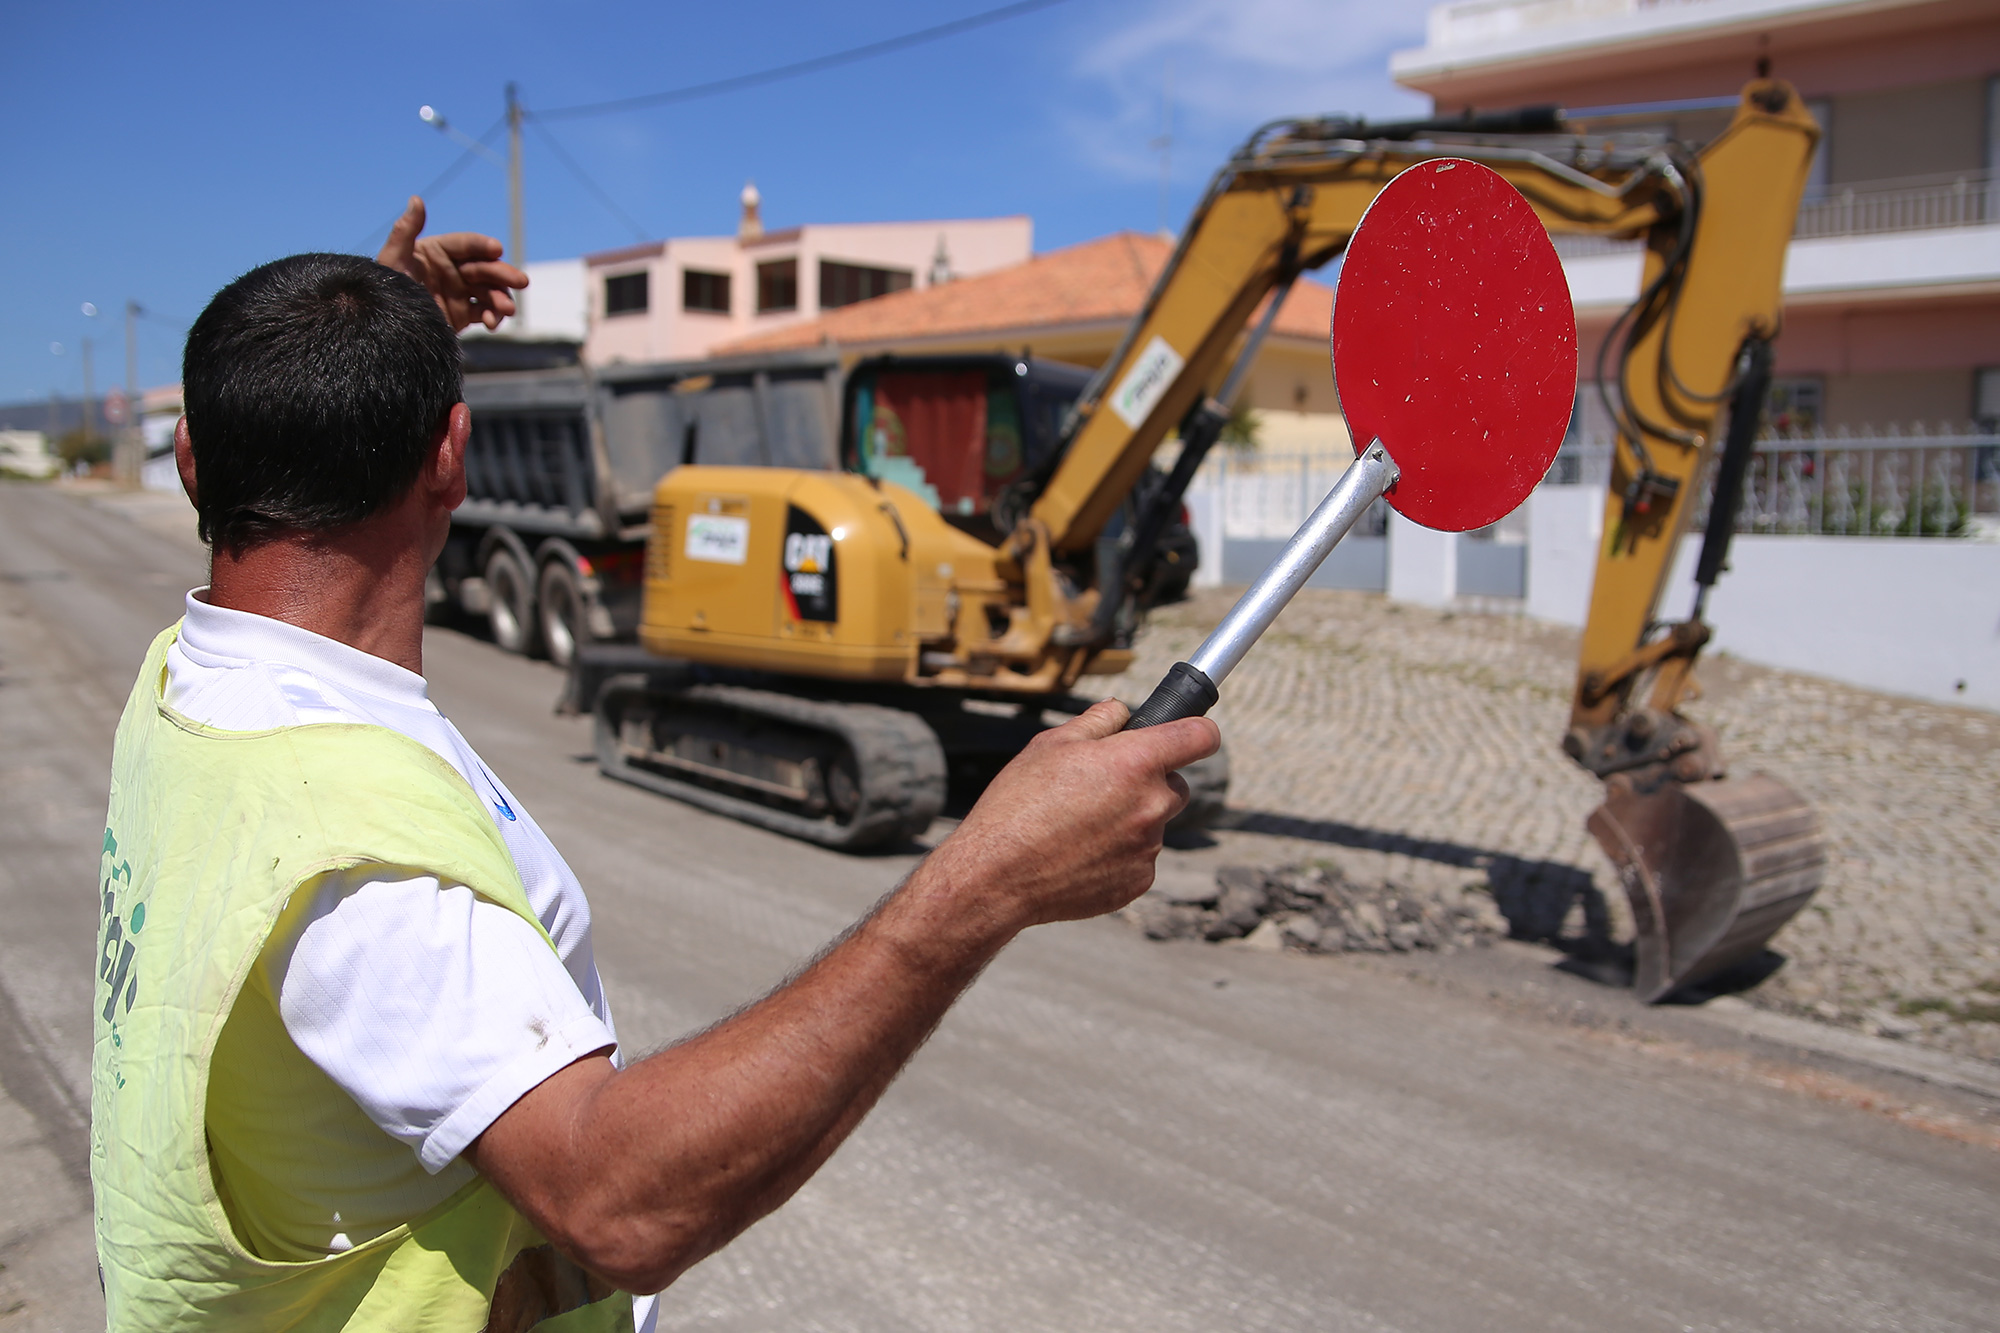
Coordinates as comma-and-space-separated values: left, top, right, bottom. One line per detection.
781, 506, 838, 622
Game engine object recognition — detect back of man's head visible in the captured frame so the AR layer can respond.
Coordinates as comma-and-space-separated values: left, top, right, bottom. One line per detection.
182, 253, 462, 552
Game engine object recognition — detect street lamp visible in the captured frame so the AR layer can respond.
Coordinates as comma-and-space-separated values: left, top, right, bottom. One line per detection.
418, 89, 526, 325
78, 302, 100, 449
418, 106, 507, 167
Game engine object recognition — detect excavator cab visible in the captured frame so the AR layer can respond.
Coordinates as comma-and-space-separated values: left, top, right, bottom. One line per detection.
838, 354, 1093, 544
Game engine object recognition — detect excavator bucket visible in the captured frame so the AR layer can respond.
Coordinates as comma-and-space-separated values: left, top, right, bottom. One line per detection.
1587, 772, 1826, 1002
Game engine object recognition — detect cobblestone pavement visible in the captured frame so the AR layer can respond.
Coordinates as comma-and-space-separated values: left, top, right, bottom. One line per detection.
1093, 588, 2000, 1064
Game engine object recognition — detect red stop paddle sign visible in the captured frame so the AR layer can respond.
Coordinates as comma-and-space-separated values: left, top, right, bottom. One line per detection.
1331, 158, 1577, 532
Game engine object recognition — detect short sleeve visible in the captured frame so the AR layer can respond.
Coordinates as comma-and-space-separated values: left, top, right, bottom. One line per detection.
266, 866, 618, 1173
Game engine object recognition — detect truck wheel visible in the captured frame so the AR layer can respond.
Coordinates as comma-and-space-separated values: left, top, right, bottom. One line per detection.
538, 558, 586, 668
483, 546, 541, 656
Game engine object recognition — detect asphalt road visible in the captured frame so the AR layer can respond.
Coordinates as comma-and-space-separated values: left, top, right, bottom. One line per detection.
2, 481, 1995, 1332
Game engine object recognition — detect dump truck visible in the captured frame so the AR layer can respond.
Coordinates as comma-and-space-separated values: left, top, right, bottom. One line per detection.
439, 345, 845, 665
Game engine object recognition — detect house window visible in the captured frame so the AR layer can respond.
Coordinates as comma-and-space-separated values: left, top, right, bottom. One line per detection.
756, 259, 798, 313
682, 269, 731, 314
1975, 367, 2000, 426
1804, 98, 1832, 201
819, 260, 913, 310
604, 271, 649, 317
1766, 378, 1823, 436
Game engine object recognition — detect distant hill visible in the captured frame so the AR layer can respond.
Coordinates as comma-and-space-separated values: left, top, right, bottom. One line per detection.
0, 398, 102, 435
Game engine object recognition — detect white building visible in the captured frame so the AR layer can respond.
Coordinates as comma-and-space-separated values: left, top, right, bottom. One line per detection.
0, 430, 58, 479
582, 185, 1032, 365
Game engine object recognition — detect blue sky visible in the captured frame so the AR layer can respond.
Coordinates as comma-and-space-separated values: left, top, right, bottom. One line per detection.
0, 0, 1431, 404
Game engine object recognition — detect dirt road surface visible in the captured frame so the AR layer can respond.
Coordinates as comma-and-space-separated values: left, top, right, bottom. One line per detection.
1, 482, 1994, 1332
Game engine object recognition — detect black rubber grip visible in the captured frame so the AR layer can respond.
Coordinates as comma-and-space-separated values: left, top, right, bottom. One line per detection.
1124, 661, 1219, 730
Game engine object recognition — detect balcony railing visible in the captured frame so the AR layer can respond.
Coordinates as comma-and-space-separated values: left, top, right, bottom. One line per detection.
1795, 169, 1996, 239
1547, 169, 1998, 257
1554, 428, 2000, 537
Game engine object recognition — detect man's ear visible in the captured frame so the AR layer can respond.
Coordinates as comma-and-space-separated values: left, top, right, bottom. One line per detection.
435, 403, 471, 511
173, 416, 198, 506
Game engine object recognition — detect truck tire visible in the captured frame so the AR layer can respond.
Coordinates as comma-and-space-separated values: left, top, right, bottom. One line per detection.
483, 545, 541, 657
538, 558, 586, 669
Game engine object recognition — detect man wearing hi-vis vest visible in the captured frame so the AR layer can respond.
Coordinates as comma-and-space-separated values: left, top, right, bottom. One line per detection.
91, 200, 1219, 1332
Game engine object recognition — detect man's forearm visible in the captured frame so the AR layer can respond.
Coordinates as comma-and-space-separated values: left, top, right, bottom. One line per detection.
470, 842, 1020, 1291
468, 701, 1219, 1294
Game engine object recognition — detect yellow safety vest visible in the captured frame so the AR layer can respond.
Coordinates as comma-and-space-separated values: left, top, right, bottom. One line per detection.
92, 624, 632, 1332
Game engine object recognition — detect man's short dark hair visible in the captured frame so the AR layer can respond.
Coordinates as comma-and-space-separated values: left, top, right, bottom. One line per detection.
182, 253, 462, 550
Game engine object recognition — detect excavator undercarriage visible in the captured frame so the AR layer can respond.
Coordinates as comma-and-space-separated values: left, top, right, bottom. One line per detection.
573, 652, 1229, 851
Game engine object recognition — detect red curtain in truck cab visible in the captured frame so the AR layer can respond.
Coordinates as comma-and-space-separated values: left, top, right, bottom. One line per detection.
869, 372, 987, 516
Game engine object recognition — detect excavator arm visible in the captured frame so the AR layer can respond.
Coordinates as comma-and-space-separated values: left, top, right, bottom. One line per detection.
1018, 82, 1826, 1000
1027, 119, 1672, 557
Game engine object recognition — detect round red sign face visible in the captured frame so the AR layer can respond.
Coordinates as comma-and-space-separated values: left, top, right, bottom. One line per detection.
1330, 158, 1577, 533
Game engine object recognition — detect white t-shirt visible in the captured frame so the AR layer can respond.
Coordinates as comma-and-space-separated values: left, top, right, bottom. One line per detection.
167, 592, 657, 1330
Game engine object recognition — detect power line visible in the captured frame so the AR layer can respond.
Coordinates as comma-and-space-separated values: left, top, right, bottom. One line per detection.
528, 120, 651, 243
534, 0, 1073, 122
352, 115, 509, 253
135, 307, 191, 332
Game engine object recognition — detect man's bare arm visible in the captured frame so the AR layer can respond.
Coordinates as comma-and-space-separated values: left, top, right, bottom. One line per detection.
463, 701, 1218, 1293
375, 197, 530, 333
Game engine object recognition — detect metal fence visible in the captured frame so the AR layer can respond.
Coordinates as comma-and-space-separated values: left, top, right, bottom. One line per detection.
1546, 169, 1998, 256
1558, 430, 2000, 538
1794, 170, 1997, 240
1202, 449, 1390, 540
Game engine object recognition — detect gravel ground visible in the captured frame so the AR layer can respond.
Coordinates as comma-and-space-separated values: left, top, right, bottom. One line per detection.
1092, 588, 2000, 1063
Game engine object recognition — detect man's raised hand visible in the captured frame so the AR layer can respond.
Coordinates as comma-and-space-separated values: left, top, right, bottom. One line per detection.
375, 197, 530, 332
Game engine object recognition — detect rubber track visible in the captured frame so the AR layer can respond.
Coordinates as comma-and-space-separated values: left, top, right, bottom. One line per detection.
596, 680, 947, 851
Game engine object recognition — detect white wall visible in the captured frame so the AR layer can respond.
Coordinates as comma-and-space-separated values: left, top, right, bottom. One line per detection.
1525, 484, 1604, 625
1528, 483, 2000, 710
1185, 482, 1225, 589
1656, 533, 2000, 710
461, 257, 587, 343
1387, 512, 1457, 606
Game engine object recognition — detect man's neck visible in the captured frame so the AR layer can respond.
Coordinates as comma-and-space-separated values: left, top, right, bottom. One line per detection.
205, 517, 433, 675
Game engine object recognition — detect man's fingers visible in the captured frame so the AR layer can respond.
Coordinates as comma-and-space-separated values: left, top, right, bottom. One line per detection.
1162, 770, 1192, 817
1055, 699, 1129, 742
428, 230, 508, 263
376, 196, 425, 271
1120, 716, 1221, 775
456, 260, 531, 292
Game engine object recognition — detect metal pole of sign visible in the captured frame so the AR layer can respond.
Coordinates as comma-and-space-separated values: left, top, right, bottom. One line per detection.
1191, 442, 1399, 686
1124, 440, 1399, 730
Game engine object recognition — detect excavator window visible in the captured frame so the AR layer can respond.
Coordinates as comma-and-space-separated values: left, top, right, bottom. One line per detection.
841, 356, 1091, 540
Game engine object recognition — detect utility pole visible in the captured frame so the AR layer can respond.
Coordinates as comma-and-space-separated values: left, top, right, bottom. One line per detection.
1160, 62, 1171, 236
507, 81, 527, 328
81, 337, 97, 452
119, 301, 143, 484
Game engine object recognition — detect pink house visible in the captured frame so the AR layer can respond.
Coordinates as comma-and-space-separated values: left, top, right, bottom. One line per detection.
582, 185, 1032, 365
1394, 0, 2000, 435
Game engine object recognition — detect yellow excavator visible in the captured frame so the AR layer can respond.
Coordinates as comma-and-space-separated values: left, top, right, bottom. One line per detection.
575, 81, 1828, 1001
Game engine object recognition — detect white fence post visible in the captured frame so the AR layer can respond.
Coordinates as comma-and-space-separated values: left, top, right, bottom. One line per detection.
1526, 484, 1607, 626
1387, 511, 1456, 607
1185, 465, 1225, 589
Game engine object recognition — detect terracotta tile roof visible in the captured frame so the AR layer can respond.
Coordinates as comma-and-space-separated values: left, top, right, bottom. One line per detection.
714, 231, 1333, 355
